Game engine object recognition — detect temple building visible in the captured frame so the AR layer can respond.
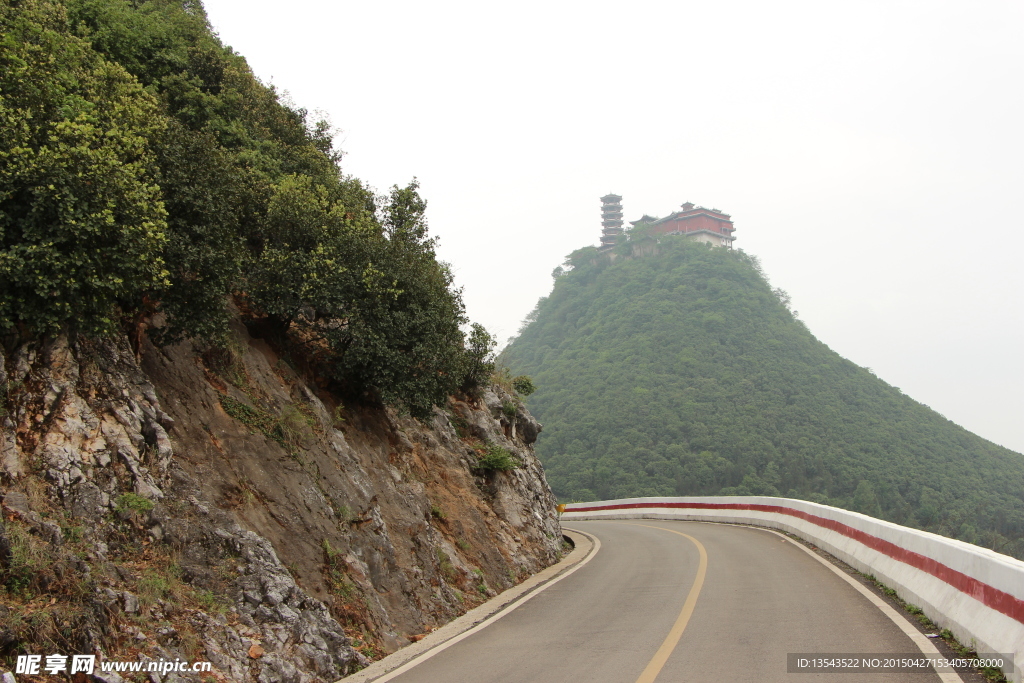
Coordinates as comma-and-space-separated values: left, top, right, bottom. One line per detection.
645, 202, 735, 248
599, 196, 736, 249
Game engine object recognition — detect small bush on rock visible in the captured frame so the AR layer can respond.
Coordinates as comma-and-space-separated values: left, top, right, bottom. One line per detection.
475, 444, 520, 472
511, 375, 535, 396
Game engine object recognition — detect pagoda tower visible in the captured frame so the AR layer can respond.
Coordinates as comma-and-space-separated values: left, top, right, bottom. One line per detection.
600, 194, 623, 249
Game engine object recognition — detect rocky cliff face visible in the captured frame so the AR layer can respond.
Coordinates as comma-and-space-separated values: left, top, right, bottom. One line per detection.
0, 321, 561, 682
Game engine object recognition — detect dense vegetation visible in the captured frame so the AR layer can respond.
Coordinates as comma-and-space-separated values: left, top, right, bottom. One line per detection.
0, 0, 490, 415
501, 236, 1024, 558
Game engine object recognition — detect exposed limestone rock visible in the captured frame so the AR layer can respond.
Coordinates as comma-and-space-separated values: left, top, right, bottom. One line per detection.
0, 322, 560, 682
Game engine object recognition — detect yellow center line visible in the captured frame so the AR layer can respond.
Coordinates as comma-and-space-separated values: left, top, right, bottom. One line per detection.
624, 523, 709, 683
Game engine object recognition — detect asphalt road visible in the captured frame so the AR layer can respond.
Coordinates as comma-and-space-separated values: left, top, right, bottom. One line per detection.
384, 520, 944, 682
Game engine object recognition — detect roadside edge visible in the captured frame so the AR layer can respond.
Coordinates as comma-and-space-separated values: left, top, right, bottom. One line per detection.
337, 528, 600, 683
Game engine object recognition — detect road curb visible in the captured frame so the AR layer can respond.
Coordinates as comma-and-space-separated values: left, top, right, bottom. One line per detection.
337, 528, 599, 683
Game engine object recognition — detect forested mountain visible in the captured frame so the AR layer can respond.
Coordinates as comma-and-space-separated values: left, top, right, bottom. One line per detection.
501, 237, 1024, 558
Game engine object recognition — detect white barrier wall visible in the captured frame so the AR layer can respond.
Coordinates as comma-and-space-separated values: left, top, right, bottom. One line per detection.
563, 496, 1024, 682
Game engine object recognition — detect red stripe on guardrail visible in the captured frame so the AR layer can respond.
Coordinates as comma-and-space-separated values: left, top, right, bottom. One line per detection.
566, 501, 1024, 625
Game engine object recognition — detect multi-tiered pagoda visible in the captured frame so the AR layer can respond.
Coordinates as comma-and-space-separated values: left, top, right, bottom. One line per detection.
599, 194, 623, 250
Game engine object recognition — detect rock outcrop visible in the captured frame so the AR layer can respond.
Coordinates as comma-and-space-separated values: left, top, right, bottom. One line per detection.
0, 321, 560, 681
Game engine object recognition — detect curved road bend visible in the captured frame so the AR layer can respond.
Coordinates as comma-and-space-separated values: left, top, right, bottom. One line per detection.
385, 520, 945, 683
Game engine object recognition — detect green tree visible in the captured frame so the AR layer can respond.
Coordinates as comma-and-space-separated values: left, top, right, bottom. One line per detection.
243, 179, 470, 416
852, 480, 883, 518
462, 323, 497, 390
338, 180, 468, 415
0, 0, 168, 335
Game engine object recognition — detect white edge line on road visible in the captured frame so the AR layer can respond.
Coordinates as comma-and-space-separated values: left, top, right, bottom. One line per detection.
755, 525, 964, 683
337, 528, 601, 683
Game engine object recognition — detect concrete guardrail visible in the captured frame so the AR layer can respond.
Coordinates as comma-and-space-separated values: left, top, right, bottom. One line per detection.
562, 496, 1024, 682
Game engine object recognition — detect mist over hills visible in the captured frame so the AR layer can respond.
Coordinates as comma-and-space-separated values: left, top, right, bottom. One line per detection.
501, 237, 1024, 558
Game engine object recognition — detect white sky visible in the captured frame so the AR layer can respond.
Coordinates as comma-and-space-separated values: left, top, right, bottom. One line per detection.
201, 0, 1024, 454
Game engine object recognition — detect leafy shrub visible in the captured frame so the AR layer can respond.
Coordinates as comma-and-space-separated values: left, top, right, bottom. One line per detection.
489, 367, 535, 398
219, 395, 280, 443
114, 492, 154, 514
511, 375, 536, 396
435, 548, 456, 582
2, 521, 50, 597
475, 444, 521, 472
136, 568, 171, 607
278, 403, 314, 450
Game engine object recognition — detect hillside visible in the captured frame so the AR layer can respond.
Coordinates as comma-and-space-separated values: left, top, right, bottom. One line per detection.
501, 237, 1024, 558
1, 0, 482, 416
0, 0, 562, 679
1, 322, 559, 679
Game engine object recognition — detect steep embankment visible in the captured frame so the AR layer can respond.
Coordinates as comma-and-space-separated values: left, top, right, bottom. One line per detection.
0, 2, 562, 678
0, 323, 560, 680
501, 238, 1024, 558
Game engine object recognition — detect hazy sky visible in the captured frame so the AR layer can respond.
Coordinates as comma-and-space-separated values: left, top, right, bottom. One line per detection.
201, 0, 1023, 454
